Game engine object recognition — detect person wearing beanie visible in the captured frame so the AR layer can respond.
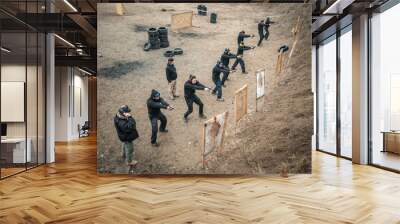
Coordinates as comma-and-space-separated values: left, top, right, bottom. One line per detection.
231, 41, 255, 74
237, 30, 254, 46
220, 48, 236, 86
183, 75, 210, 122
212, 61, 229, 101
165, 57, 179, 100
264, 17, 275, 41
257, 20, 266, 46
146, 90, 173, 147
114, 105, 139, 171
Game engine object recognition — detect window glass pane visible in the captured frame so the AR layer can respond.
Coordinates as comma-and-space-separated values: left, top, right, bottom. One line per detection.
371, 3, 400, 171
27, 31, 38, 169
318, 36, 337, 154
340, 27, 352, 158
38, 32, 45, 165
1, 31, 27, 177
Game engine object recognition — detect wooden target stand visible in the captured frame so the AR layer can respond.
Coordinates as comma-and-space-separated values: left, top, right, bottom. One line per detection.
115, 3, 126, 16
287, 16, 303, 67
201, 112, 229, 169
275, 16, 302, 75
171, 11, 194, 32
275, 52, 287, 75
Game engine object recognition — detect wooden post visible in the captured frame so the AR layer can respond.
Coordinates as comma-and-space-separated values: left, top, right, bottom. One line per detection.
116, 3, 125, 16
219, 112, 229, 155
287, 17, 302, 67
276, 52, 283, 74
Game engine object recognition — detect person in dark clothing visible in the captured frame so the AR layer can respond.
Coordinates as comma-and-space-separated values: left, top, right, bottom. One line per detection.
257, 20, 266, 46
147, 90, 173, 147
232, 41, 255, 74
212, 61, 229, 101
237, 30, 254, 46
114, 105, 139, 169
264, 17, 275, 41
220, 48, 236, 86
165, 58, 179, 100
183, 75, 210, 122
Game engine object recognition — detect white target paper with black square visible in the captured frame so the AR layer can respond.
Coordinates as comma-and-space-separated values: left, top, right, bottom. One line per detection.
256, 69, 265, 99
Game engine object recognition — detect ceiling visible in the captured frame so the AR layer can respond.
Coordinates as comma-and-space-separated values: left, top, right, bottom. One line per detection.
0, 0, 396, 73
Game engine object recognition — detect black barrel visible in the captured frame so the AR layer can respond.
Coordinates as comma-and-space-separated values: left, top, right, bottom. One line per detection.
210, 13, 217, 23
197, 5, 207, 16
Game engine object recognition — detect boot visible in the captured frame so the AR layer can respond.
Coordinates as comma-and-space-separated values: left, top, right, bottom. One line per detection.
199, 114, 207, 119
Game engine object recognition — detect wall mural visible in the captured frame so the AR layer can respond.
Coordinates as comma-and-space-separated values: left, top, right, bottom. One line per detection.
97, 3, 313, 174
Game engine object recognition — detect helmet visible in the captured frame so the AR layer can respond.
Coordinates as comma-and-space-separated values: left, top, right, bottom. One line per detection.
224, 48, 230, 53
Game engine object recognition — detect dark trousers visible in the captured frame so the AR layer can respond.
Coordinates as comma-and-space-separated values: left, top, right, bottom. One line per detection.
264, 30, 270, 40
221, 70, 230, 85
184, 95, 204, 118
257, 32, 264, 46
232, 58, 246, 73
149, 113, 167, 144
212, 78, 222, 99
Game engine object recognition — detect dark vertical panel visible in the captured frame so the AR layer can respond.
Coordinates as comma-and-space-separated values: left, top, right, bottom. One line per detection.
367, 11, 373, 165
315, 44, 320, 151
24, 0, 28, 171
336, 28, 341, 157
36, 0, 39, 167
0, 22, 2, 180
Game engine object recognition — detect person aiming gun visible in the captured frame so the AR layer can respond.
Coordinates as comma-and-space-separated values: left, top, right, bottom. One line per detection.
147, 90, 174, 147
212, 61, 230, 102
183, 75, 211, 122
258, 18, 275, 46
220, 48, 236, 86
114, 105, 139, 172
237, 30, 254, 46
232, 41, 255, 74
264, 17, 275, 41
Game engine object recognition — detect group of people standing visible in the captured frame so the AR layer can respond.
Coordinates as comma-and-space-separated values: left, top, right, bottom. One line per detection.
114, 17, 274, 170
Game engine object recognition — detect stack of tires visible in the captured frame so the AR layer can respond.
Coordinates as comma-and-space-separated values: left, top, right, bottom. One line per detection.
197, 5, 207, 16
158, 27, 169, 48
148, 27, 160, 49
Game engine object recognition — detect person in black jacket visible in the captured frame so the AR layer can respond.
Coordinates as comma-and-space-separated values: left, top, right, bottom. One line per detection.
147, 89, 173, 147
114, 105, 139, 168
212, 61, 229, 101
220, 48, 236, 86
264, 17, 275, 41
184, 75, 210, 122
165, 58, 179, 100
257, 20, 266, 46
232, 41, 255, 74
237, 30, 254, 46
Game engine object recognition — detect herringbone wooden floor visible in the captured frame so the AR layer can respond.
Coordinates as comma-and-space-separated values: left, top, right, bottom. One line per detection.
0, 135, 399, 224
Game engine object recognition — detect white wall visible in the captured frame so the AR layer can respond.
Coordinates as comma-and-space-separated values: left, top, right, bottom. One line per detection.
55, 67, 89, 141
